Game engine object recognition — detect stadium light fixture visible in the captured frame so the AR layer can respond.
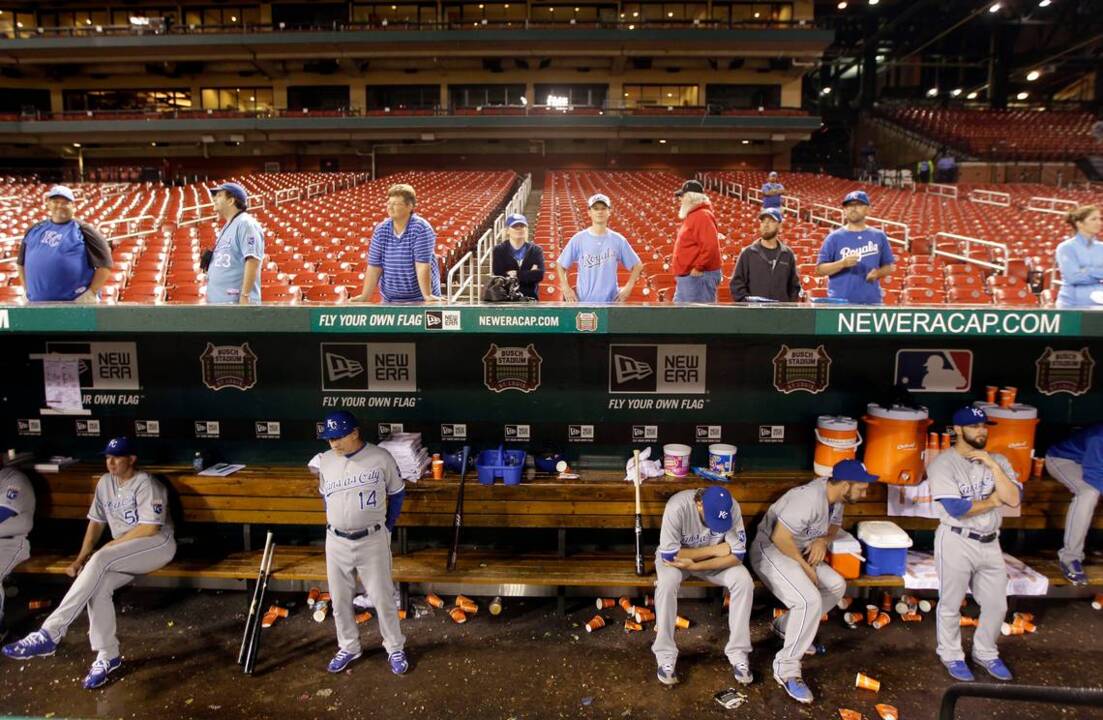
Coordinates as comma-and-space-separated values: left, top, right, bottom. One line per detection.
741, 139, 751, 144
659, 139, 667, 144
988, 2, 1001, 12
966, 91, 978, 99
72, 143, 81, 148
1017, 91, 1029, 100
837, 1, 847, 8
1038, 0, 1051, 6
951, 88, 962, 96
926, 87, 938, 97
868, 0, 879, 5
821, 87, 832, 95
1026, 70, 1040, 81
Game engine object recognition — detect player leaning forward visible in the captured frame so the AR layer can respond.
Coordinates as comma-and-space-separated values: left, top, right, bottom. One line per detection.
2, 437, 176, 690
316, 410, 409, 675
653, 486, 754, 686
750, 459, 877, 705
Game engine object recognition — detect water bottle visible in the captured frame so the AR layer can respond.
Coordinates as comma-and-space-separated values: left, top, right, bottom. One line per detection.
192, 451, 205, 472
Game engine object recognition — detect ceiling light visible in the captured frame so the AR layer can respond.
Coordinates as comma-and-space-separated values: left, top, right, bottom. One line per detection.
1017, 91, 1029, 100
1038, 0, 1051, 6
966, 91, 978, 100
627, 23, 634, 29
632, 11, 638, 16
667, 11, 674, 17
1026, 70, 1040, 81
950, 88, 962, 97
837, 1, 847, 7
868, 0, 879, 5
72, 143, 81, 148
659, 139, 667, 144
926, 87, 938, 97
753, 11, 760, 17
821, 87, 832, 95
988, 2, 1001, 12
230, 15, 237, 22
741, 139, 750, 145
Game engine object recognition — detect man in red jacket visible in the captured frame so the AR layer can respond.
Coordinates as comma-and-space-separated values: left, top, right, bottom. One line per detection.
672, 180, 722, 303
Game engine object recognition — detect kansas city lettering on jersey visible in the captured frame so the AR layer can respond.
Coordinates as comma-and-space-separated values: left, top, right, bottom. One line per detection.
322, 469, 383, 497
839, 240, 880, 259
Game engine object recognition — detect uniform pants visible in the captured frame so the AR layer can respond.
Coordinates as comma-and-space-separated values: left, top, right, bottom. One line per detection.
325, 530, 405, 656
750, 543, 846, 680
41, 533, 175, 661
1047, 456, 1100, 566
651, 560, 753, 668
673, 270, 721, 303
935, 526, 1006, 664
0, 537, 30, 627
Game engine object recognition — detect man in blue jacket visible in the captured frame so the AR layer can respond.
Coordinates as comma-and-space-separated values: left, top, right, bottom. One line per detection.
1045, 424, 1103, 584
491, 214, 545, 299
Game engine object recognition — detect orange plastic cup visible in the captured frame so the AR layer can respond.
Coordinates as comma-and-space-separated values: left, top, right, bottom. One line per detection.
585, 615, 606, 633
397, 609, 408, 620
307, 587, 321, 608
1092, 594, 1103, 610
355, 611, 373, 624
1013, 611, 1035, 623
844, 611, 866, 626
1011, 617, 1036, 633
27, 600, 51, 611
624, 619, 642, 632
866, 605, 880, 624
839, 710, 863, 720
432, 458, 444, 479
1001, 622, 1025, 636
881, 591, 893, 611
901, 612, 923, 622
872, 612, 892, 629
458, 599, 478, 615
596, 598, 615, 610
722, 595, 731, 609
449, 607, 467, 624
634, 607, 655, 623
1032, 456, 1045, 479
941, 432, 952, 450
875, 703, 900, 720
1005, 386, 1018, 404
455, 594, 474, 607
999, 388, 1013, 408
855, 672, 881, 692
675, 616, 690, 630
985, 385, 998, 404
618, 596, 634, 614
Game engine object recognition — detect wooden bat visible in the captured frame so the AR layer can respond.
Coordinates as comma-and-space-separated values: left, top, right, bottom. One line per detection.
633, 449, 645, 576
238, 531, 274, 666
243, 536, 275, 675
447, 445, 471, 571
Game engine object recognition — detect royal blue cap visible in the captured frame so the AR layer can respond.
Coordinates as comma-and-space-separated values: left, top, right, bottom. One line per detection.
46, 185, 75, 203
101, 436, 135, 456
587, 193, 612, 208
759, 207, 784, 223
701, 486, 735, 533
842, 190, 870, 206
319, 410, 359, 439
831, 459, 878, 484
506, 213, 528, 227
952, 405, 994, 427
209, 182, 249, 207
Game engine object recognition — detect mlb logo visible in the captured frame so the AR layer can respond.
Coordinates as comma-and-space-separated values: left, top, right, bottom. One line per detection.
895, 349, 973, 393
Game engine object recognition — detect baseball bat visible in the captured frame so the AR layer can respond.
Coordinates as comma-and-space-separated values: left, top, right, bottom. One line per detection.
446, 445, 471, 571
244, 537, 276, 675
633, 449, 645, 576
238, 531, 274, 666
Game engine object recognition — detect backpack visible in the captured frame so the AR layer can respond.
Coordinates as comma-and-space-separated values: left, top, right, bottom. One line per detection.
482, 275, 532, 302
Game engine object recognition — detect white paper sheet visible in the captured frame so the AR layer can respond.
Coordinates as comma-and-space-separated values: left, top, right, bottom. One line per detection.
43, 357, 83, 413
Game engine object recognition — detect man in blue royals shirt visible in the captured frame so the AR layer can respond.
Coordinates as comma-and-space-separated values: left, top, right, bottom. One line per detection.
815, 191, 895, 304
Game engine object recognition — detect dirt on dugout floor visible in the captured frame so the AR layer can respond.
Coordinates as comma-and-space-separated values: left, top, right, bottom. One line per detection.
1, 584, 1102, 720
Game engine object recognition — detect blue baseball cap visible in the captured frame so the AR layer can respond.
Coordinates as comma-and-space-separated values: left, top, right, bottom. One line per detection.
506, 213, 528, 227
701, 486, 735, 533
101, 436, 136, 456
46, 185, 75, 202
209, 182, 248, 207
319, 411, 359, 439
831, 459, 878, 484
759, 207, 784, 223
842, 190, 870, 207
952, 405, 995, 427
587, 193, 612, 208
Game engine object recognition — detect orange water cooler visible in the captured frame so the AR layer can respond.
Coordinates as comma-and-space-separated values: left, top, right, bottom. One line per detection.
973, 402, 1039, 482
862, 404, 932, 486
814, 416, 862, 477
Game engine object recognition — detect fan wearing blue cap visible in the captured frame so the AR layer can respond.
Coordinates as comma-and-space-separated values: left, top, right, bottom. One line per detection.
555, 193, 643, 303
749, 459, 877, 705
206, 182, 264, 304
653, 485, 753, 687
928, 405, 1022, 684
814, 190, 895, 304
17, 185, 114, 303
729, 207, 801, 303
490, 213, 545, 299
3, 437, 175, 690
761, 171, 784, 211
313, 411, 410, 676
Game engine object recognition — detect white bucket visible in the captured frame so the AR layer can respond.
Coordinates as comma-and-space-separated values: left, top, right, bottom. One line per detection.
663, 444, 692, 477
708, 443, 738, 477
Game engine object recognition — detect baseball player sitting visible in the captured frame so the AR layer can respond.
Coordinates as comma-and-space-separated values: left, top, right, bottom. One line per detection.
1044, 423, 1102, 585
316, 411, 409, 675
653, 486, 753, 686
750, 459, 877, 704
2, 437, 176, 690
930, 406, 1022, 683
0, 465, 34, 643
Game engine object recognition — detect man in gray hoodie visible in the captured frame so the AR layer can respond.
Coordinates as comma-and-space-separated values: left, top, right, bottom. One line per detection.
729, 208, 801, 302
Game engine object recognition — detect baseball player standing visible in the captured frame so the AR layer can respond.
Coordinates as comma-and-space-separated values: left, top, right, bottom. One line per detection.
653, 486, 753, 686
316, 411, 409, 674
0, 465, 34, 641
929, 406, 1022, 682
2, 437, 175, 689
750, 459, 877, 704
1045, 423, 1102, 584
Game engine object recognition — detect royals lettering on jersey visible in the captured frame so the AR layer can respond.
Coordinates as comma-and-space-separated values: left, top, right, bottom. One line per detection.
929, 450, 1019, 535
838, 241, 881, 260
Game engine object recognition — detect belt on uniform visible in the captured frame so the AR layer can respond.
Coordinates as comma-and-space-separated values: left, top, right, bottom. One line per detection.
950, 526, 998, 544
327, 523, 383, 540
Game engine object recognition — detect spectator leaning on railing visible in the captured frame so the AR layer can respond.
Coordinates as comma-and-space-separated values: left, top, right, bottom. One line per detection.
17, 185, 113, 303
491, 213, 545, 300
671, 180, 722, 303
351, 183, 441, 303
1054, 205, 1103, 309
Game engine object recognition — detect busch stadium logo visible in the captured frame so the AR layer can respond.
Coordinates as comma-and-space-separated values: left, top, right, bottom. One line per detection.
321, 343, 416, 392
575, 312, 599, 332
609, 345, 706, 394
483, 344, 542, 393
772, 345, 831, 394
41, 341, 140, 390
1035, 347, 1094, 396
200, 343, 258, 391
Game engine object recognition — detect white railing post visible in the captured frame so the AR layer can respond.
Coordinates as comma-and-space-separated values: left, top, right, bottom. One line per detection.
932, 231, 1008, 273
1025, 196, 1078, 216
447, 250, 476, 304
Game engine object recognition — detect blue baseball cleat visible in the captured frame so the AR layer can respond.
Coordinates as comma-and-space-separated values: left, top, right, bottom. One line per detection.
82, 657, 122, 689
389, 650, 409, 675
774, 673, 814, 704
2, 630, 56, 660
1060, 560, 1088, 586
978, 658, 1013, 681
943, 660, 975, 682
656, 663, 679, 685
327, 649, 362, 673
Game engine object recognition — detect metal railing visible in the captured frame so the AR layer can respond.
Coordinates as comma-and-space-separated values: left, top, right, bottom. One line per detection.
867, 216, 910, 250
968, 188, 1011, 207
926, 183, 959, 199
745, 187, 763, 205
178, 201, 216, 228
809, 203, 844, 227
474, 227, 494, 299
466, 173, 531, 302
933, 231, 1008, 273
446, 250, 476, 304
782, 195, 801, 218
275, 187, 301, 206
1026, 196, 1078, 216
939, 683, 1103, 720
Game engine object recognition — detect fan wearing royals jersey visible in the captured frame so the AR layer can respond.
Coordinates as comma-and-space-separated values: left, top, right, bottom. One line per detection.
815, 191, 895, 304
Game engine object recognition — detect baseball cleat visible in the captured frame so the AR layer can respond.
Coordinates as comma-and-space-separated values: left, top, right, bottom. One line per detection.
389, 650, 409, 675
943, 660, 975, 682
732, 662, 753, 685
774, 673, 814, 704
656, 663, 679, 685
1060, 560, 1088, 586
327, 649, 362, 673
977, 658, 1013, 682
2, 630, 56, 660
82, 657, 122, 689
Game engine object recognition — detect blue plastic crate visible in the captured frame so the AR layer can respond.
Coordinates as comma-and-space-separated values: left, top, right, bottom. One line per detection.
476, 448, 527, 486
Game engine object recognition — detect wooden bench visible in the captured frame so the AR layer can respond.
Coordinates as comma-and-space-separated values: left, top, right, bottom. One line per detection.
15, 465, 1102, 594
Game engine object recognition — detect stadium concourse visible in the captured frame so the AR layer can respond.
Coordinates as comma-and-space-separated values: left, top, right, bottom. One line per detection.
2, 168, 1100, 307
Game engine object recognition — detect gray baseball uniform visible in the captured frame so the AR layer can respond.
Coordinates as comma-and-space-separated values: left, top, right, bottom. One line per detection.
41, 471, 176, 661
929, 450, 1020, 664
1044, 423, 1103, 566
318, 443, 405, 656
652, 489, 752, 668
750, 478, 846, 680
0, 467, 35, 627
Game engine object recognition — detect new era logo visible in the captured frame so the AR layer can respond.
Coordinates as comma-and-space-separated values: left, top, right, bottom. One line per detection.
325, 351, 364, 381
614, 354, 653, 384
